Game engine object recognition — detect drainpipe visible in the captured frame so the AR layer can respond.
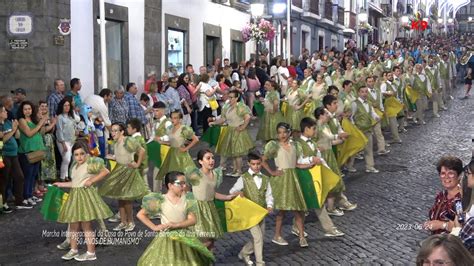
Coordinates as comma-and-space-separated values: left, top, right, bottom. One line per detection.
99, 0, 108, 89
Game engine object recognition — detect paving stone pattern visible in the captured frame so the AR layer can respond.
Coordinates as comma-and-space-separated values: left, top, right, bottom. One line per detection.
0, 85, 472, 265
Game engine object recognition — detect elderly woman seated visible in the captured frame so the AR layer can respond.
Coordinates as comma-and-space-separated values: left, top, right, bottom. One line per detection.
424, 156, 463, 234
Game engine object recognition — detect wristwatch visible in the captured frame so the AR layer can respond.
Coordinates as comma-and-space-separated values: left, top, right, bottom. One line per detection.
442, 222, 448, 230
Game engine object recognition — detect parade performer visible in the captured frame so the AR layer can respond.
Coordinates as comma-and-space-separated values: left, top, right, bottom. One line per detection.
229, 152, 274, 266
256, 81, 284, 142
210, 90, 254, 177
261, 122, 308, 247
366, 76, 389, 155
284, 79, 309, 133
380, 71, 402, 144
186, 149, 236, 249
137, 171, 215, 266
54, 143, 112, 261
149, 101, 172, 191
99, 123, 149, 231
156, 110, 199, 180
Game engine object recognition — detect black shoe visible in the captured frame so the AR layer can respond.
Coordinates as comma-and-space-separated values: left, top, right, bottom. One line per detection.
16, 202, 33, 210
3, 204, 13, 214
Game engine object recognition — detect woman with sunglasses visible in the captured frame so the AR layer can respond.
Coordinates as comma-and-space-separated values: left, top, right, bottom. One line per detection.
186, 149, 236, 250
210, 90, 254, 177
137, 171, 215, 265
423, 156, 463, 234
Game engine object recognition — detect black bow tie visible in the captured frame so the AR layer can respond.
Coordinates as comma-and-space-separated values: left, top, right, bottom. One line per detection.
252, 173, 261, 178
306, 140, 313, 144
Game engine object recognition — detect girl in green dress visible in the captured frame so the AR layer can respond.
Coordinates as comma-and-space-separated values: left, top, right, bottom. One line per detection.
156, 110, 199, 180
54, 142, 112, 261
210, 89, 254, 176
256, 80, 284, 142
261, 122, 308, 248
186, 149, 236, 250
285, 78, 310, 133
137, 171, 215, 266
99, 123, 149, 232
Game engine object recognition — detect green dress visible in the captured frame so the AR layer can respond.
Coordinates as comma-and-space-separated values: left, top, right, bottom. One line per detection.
186, 167, 224, 239
99, 137, 149, 200
215, 102, 254, 157
284, 88, 306, 130
256, 90, 284, 142
263, 140, 307, 211
156, 125, 196, 180
137, 192, 215, 266
58, 157, 113, 223
40, 133, 57, 181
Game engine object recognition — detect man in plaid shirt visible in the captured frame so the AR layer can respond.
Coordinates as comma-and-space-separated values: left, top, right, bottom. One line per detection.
47, 79, 65, 117
124, 82, 147, 125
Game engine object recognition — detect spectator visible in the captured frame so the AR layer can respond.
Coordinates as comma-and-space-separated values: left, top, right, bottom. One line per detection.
55, 98, 77, 181
164, 77, 182, 114
109, 86, 129, 125
38, 100, 57, 186
124, 82, 147, 125
66, 78, 83, 110
144, 71, 157, 94
459, 160, 474, 253
277, 58, 290, 96
416, 234, 474, 266
0, 95, 15, 120
246, 68, 261, 113
424, 156, 463, 234
197, 73, 217, 133
47, 79, 65, 118
10, 88, 27, 118
83, 88, 113, 133
176, 73, 193, 126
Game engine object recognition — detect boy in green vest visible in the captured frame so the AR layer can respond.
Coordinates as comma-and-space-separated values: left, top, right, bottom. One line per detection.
291, 117, 345, 238
150, 101, 172, 192
348, 86, 381, 173
230, 152, 273, 266
439, 54, 451, 103
380, 71, 402, 144
366, 76, 390, 155
413, 64, 430, 124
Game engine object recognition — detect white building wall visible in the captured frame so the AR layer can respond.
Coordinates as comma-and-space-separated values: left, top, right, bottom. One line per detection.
162, 0, 252, 70
70, 0, 145, 99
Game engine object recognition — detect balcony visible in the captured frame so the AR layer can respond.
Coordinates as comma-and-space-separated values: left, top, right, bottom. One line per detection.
324, 1, 333, 20
302, 0, 319, 18
381, 4, 392, 17
292, 0, 302, 8
349, 11, 356, 29
337, 6, 344, 25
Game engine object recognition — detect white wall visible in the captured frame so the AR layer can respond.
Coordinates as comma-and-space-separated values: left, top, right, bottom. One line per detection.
70, 0, 145, 99
162, 0, 252, 71
71, 0, 95, 98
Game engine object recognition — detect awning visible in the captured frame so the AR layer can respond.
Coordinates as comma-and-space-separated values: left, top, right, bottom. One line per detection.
343, 28, 356, 34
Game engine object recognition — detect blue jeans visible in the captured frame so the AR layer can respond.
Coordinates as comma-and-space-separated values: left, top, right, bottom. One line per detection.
19, 153, 40, 199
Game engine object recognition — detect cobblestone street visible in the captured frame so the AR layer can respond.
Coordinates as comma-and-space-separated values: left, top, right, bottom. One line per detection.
1, 85, 473, 265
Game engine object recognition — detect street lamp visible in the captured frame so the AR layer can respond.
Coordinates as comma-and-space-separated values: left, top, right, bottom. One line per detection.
358, 10, 368, 48
250, 3, 264, 17
438, 18, 443, 24
272, 3, 286, 15
401, 16, 409, 24
448, 18, 453, 23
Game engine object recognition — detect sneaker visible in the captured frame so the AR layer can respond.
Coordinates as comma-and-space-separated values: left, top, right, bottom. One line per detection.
450, 95, 454, 100
377, 150, 390, 156
124, 223, 135, 232
324, 228, 345, 237
113, 223, 128, 231
61, 249, 78, 260
2, 204, 13, 214
32, 196, 42, 202
346, 167, 357, 173
108, 212, 121, 223
385, 143, 391, 147
441, 107, 448, 111
238, 252, 254, 265
339, 202, 358, 211
16, 202, 33, 210
389, 139, 402, 144
271, 236, 289, 246
27, 198, 37, 206
433, 114, 440, 118
299, 237, 308, 248
74, 252, 97, 261
399, 128, 408, 133
327, 208, 344, 216
291, 225, 308, 237
355, 154, 364, 160
228, 172, 241, 177
57, 239, 70, 250
366, 168, 380, 173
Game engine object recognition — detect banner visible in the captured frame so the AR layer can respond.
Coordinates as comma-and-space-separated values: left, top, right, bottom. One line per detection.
384, 97, 404, 118
201, 126, 222, 147
405, 85, 419, 104
297, 165, 341, 207
337, 118, 368, 166
40, 185, 69, 221
214, 196, 268, 233
253, 102, 265, 118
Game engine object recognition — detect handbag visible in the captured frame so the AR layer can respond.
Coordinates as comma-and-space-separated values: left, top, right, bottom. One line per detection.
26, 150, 46, 164
209, 99, 219, 111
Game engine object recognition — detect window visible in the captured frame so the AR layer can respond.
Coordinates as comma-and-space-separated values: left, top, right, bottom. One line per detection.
168, 29, 185, 74
231, 40, 244, 64
206, 36, 219, 67
105, 20, 123, 91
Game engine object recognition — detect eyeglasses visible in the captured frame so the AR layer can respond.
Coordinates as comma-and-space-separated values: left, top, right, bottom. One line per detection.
440, 171, 458, 179
420, 259, 452, 266
173, 181, 187, 187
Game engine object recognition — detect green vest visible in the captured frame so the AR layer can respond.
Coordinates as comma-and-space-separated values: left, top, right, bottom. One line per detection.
353, 100, 375, 133
328, 116, 339, 135
295, 138, 318, 157
439, 61, 449, 80
425, 67, 439, 91
384, 81, 397, 98
242, 173, 269, 208
393, 77, 404, 99
300, 76, 312, 92
413, 74, 428, 94
154, 117, 170, 137
367, 87, 382, 109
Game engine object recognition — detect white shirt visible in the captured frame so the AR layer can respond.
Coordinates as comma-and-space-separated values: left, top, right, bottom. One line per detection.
380, 80, 394, 95
84, 94, 111, 139
417, 72, 432, 94
229, 169, 274, 208
277, 66, 289, 86
149, 115, 171, 143
198, 82, 213, 111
